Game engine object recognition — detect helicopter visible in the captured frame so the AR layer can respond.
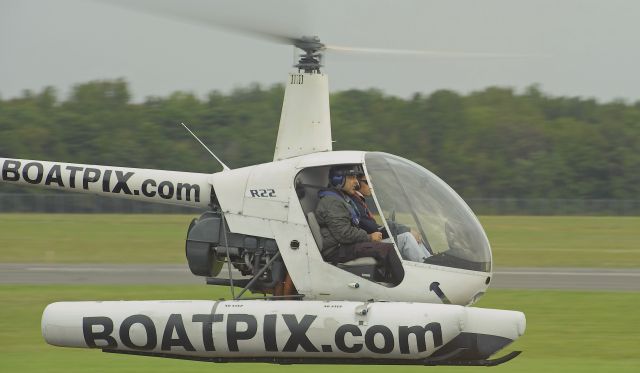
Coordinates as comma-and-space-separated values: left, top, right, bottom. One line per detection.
1, 1, 526, 367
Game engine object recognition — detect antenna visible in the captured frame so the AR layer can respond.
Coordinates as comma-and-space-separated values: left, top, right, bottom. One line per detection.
180, 122, 231, 171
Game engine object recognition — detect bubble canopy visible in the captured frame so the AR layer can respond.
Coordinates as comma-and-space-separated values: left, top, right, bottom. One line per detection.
364, 152, 492, 272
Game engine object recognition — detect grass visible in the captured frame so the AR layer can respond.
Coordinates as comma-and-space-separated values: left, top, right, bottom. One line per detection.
0, 214, 190, 263
480, 216, 640, 268
1, 285, 638, 372
1, 214, 639, 267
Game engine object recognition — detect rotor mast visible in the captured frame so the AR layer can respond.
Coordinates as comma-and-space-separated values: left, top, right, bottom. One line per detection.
273, 36, 332, 161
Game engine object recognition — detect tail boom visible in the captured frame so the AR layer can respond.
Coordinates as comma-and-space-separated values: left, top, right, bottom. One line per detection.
1, 158, 212, 209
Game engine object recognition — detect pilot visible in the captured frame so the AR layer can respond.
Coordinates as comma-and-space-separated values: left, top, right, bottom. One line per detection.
315, 164, 402, 281
349, 174, 431, 263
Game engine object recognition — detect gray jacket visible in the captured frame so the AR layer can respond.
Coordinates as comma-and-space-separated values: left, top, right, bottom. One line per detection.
314, 189, 370, 258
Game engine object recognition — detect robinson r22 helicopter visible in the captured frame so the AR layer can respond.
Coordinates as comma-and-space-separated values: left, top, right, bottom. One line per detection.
1, 1, 526, 366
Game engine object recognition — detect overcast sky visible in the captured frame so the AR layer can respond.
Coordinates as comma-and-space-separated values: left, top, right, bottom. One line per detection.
1, 0, 639, 103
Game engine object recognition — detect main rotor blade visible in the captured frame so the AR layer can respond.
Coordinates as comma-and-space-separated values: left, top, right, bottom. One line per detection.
98, 1, 546, 59
98, 0, 311, 46
325, 45, 547, 59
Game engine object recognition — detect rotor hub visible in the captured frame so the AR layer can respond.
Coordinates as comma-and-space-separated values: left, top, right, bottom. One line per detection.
294, 36, 325, 73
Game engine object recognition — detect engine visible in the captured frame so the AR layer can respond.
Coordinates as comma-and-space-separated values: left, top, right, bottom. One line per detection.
185, 211, 285, 293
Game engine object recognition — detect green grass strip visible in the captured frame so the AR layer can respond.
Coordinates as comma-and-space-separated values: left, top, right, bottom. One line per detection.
1, 214, 639, 267
481, 216, 640, 268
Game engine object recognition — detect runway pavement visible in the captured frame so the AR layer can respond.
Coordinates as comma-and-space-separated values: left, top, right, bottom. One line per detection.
1, 263, 639, 291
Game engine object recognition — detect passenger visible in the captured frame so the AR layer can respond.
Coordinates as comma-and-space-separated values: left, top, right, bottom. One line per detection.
315, 165, 402, 282
349, 174, 432, 263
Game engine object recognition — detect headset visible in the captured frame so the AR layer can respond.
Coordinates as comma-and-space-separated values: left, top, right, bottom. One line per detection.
329, 164, 364, 189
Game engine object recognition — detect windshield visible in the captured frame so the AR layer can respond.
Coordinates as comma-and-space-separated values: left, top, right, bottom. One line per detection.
364, 152, 491, 272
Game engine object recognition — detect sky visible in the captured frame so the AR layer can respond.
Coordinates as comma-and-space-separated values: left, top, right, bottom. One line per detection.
1, 0, 639, 103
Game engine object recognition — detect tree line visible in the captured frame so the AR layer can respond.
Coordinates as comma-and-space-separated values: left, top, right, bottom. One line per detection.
1, 79, 639, 199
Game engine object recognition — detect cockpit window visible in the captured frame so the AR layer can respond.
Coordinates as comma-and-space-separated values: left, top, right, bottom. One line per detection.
364, 152, 491, 272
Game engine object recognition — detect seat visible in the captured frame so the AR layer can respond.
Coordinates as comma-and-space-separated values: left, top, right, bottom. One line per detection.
296, 182, 322, 218
306, 212, 376, 279
306, 211, 324, 248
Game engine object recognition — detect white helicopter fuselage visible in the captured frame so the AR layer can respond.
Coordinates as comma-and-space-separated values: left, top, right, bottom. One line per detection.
212, 150, 491, 305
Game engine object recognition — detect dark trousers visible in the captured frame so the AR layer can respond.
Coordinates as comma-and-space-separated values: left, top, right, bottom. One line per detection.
339, 242, 403, 283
